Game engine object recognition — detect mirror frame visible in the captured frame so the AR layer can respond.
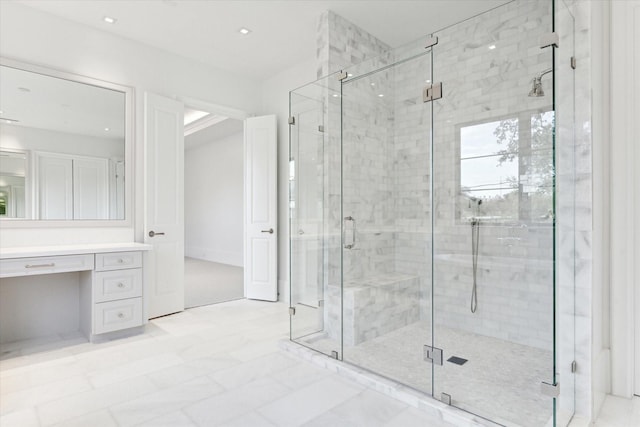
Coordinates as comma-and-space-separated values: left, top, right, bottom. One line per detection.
0, 57, 134, 228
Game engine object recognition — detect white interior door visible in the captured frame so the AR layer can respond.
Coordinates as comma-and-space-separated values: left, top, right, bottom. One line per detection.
244, 115, 278, 301
144, 92, 185, 318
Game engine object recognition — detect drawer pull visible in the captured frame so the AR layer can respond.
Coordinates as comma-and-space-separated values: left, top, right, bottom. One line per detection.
117, 282, 125, 288
25, 263, 55, 269
117, 259, 124, 263
117, 312, 125, 319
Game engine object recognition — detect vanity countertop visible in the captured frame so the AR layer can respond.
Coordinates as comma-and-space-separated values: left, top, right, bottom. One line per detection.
0, 242, 152, 259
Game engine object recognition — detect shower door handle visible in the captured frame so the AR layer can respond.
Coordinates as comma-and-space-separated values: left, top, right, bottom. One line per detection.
344, 216, 356, 249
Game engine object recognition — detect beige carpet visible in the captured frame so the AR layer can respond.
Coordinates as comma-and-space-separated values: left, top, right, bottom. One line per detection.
184, 257, 244, 308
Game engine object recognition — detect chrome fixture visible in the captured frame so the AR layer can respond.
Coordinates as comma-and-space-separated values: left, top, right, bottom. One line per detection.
528, 68, 552, 97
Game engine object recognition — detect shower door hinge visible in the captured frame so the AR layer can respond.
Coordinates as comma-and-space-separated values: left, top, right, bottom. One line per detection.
540, 32, 559, 49
571, 360, 577, 373
541, 381, 560, 398
337, 70, 348, 81
571, 56, 577, 69
318, 125, 325, 133
288, 116, 295, 125
423, 345, 443, 365
422, 82, 443, 103
289, 307, 296, 316
331, 350, 339, 359
425, 35, 438, 49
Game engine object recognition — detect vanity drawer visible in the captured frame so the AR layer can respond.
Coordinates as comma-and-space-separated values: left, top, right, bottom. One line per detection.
95, 251, 142, 271
94, 297, 143, 334
94, 269, 142, 303
0, 254, 94, 278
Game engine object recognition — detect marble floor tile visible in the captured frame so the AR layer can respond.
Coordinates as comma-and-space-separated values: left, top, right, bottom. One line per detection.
257, 377, 363, 426
0, 375, 92, 415
0, 408, 40, 427
183, 376, 292, 426
51, 409, 117, 427
109, 377, 224, 426
1, 298, 632, 427
87, 353, 184, 387
135, 410, 198, 427
210, 352, 300, 389
35, 376, 158, 426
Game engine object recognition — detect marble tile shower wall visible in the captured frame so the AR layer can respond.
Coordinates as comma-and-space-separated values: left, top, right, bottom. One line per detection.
317, 11, 391, 342
428, 0, 556, 350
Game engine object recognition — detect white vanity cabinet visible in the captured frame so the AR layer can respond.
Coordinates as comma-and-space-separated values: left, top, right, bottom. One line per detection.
0, 243, 152, 343
81, 251, 144, 337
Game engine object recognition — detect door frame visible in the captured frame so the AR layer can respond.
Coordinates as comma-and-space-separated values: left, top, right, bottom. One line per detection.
177, 96, 250, 299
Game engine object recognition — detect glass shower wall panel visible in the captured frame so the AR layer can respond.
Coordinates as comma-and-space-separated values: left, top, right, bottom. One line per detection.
340, 46, 433, 394
431, 0, 556, 425
289, 74, 342, 357
555, 0, 577, 424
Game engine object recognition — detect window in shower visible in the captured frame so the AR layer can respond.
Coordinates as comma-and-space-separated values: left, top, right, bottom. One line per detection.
458, 109, 554, 222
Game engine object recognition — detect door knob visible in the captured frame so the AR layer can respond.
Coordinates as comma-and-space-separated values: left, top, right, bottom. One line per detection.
148, 230, 165, 237
261, 228, 274, 234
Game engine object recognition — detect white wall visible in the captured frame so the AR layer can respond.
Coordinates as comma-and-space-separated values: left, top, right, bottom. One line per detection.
0, 2, 261, 247
260, 57, 317, 301
184, 127, 244, 267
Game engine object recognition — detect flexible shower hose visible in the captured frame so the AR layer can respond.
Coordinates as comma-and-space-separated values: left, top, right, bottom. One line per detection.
471, 218, 480, 313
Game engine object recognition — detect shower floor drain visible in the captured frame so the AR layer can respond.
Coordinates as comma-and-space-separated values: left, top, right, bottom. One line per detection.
447, 356, 468, 365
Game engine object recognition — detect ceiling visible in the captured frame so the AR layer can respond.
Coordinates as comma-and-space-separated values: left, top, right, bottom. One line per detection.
13, 0, 510, 80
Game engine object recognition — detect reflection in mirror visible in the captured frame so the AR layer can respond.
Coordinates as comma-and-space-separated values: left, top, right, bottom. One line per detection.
0, 63, 126, 220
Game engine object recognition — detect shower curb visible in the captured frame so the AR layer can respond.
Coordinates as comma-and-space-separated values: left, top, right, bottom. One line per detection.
279, 339, 503, 427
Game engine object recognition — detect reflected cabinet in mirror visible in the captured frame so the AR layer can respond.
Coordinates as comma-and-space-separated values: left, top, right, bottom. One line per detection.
0, 59, 131, 221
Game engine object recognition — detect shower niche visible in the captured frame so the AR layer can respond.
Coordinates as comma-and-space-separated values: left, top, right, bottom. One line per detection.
289, 0, 576, 425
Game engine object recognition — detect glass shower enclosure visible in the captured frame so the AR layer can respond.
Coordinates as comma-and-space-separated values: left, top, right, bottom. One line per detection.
289, 0, 575, 425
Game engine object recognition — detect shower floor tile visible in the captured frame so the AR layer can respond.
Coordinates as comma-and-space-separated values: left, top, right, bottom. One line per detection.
299, 321, 552, 427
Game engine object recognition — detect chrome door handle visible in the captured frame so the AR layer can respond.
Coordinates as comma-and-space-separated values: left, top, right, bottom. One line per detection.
261, 228, 274, 234
148, 230, 165, 237
344, 216, 356, 249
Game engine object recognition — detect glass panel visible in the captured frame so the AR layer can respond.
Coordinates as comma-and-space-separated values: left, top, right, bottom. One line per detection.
555, 0, 576, 424
289, 73, 342, 357
431, 0, 556, 425
340, 46, 433, 394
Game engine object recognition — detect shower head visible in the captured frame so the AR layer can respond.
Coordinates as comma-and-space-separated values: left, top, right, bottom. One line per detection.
528, 77, 544, 97
528, 68, 552, 97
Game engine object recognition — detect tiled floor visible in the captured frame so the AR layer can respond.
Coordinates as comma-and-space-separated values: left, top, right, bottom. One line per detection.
0, 299, 457, 427
1, 299, 638, 427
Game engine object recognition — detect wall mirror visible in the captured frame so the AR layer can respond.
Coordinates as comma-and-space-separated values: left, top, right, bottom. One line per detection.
0, 58, 132, 222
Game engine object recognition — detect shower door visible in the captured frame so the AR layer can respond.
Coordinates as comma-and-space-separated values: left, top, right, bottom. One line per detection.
340, 46, 434, 395
430, 0, 557, 425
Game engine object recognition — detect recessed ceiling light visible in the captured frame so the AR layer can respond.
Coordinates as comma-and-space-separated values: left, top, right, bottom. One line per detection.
347, 73, 353, 77
103, 16, 117, 24
239, 27, 251, 35
104, 127, 110, 132
425, 79, 431, 84
378, 94, 384, 97
488, 44, 497, 50
370, 83, 376, 86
